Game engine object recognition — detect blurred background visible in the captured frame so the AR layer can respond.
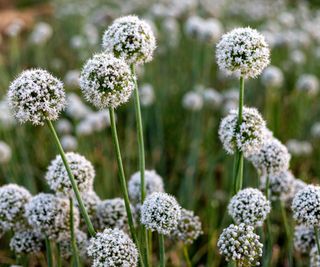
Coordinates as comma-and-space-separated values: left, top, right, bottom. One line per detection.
1, 0, 320, 266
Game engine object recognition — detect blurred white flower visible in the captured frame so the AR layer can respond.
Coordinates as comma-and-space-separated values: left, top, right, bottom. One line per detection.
61, 135, 78, 151
296, 74, 319, 96
182, 91, 203, 111
66, 93, 92, 120
64, 70, 80, 88
139, 84, 155, 107
0, 141, 12, 164
5, 19, 24, 37
29, 22, 53, 45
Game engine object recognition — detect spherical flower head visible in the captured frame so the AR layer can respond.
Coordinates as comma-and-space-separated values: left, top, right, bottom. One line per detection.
45, 152, 95, 197
292, 185, 320, 227
249, 138, 290, 175
228, 188, 270, 227
80, 53, 135, 109
217, 223, 263, 266
260, 171, 295, 201
294, 225, 315, 254
296, 74, 319, 96
219, 107, 267, 157
216, 27, 270, 78
171, 208, 202, 245
0, 141, 12, 164
0, 184, 31, 230
10, 230, 43, 254
128, 170, 164, 204
310, 245, 320, 267
102, 15, 156, 65
25, 193, 79, 240
8, 69, 66, 125
96, 198, 134, 233
141, 192, 181, 235
182, 91, 203, 111
59, 230, 88, 259
261, 65, 284, 88
87, 228, 138, 267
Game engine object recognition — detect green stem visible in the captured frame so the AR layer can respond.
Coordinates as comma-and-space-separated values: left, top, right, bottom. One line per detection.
159, 234, 165, 267
280, 201, 292, 266
314, 227, 320, 257
46, 120, 96, 237
45, 237, 53, 267
70, 197, 80, 267
57, 243, 62, 267
183, 245, 192, 267
108, 107, 145, 267
131, 64, 149, 267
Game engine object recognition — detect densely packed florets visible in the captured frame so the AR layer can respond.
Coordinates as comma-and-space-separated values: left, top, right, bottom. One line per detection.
171, 208, 202, 245
45, 152, 95, 196
217, 223, 263, 267
102, 15, 156, 65
96, 198, 133, 232
8, 69, 66, 125
10, 230, 43, 254
140, 192, 181, 235
310, 246, 320, 267
292, 185, 320, 227
249, 138, 290, 175
0, 184, 31, 230
293, 225, 315, 254
59, 230, 88, 259
216, 27, 270, 78
219, 107, 267, 156
228, 188, 270, 227
25, 193, 79, 240
80, 53, 135, 109
87, 228, 138, 267
128, 170, 164, 204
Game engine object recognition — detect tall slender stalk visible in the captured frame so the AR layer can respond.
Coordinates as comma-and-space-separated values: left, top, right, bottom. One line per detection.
159, 234, 165, 267
57, 243, 62, 267
280, 201, 292, 266
233, 76, 245, 194
108, 107, 145, 267
183, 245, 192, 267
314, 227, 320, 257
69, 197, 80, 267
45, 237, 53, 267
131, 64, 150, 267
263, 175, 272, 267
46, 120, 96, 237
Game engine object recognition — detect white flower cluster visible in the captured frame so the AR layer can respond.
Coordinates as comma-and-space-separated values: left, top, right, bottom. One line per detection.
310, 245, 320, 267
25, 193, 79, 240
219, 107, 267, 156
286, 139, 313, 157
10, 230, 43, 254
0, 141, 12, 164
260, 171, 295, 201
8, 69, 66, 125
171, 208, 202, 245
182, 91, 204, 111
217, 223, 263, 266
80, 53, 135, 109
87, 228, 138, 267
128, 170, 164, 204
296, 74, 319, 96
96, 198, 133, 232
292, 185, 320, 227
59, 230, 88, 259
216, 27, 270, 78
102, 15, 156, 65
45, 152, 95, 196
249, 138, 290, 175
261, 65, 284, 88
228, 188, 270, 227
141, 192, 181, 235
0, 184, 31, 230
293, 225, 315, 254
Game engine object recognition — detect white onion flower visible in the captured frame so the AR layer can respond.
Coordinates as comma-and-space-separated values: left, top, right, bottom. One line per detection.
10, 230, 43, 254
0, 141, 12, 164
294, 225, 315, 254
261, 65, 284, 88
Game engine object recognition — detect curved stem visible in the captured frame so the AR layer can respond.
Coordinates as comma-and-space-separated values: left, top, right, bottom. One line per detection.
131, 64, 150, 267
45, 237, 53, 267
159, 234, 165, 267
183, 245, 192, 267
46, 120, 96, 237
70, 197, 80, 267
108, 107, 145, 267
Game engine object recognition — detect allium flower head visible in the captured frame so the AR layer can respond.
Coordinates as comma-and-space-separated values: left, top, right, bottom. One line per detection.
8, 69, 66, 125
219, 107, 267, 156
25, 193, 79, 240
249, 138, 290, 175
96, 198, 133, 232
87, 228, 138, 267
217, 223, 263, 267
292, 185, 320, 227
45, 152, 95, 196
296, 74, 319, 96
59, 230, 88, 259
140, 192, 181, 235
171, 208, 202, 245
128, 170, 164, 204
0, 184, 31, 230
228, 188, 270, 227
102, 15, 156, 65
80, 53, 135, 109
216, 27, 270, 78
0, 141, 12, 164
310, 246, 320, 267
182, 91, 203, 111
261, 65, 284, 88
294, 225, 315, 254
10, 230, 43, 254
260, 171, 295, 201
